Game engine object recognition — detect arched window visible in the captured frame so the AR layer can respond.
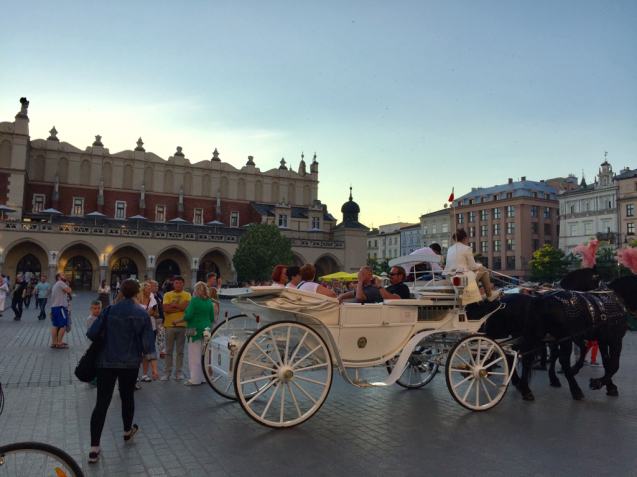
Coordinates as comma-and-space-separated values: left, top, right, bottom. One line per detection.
80, 159, 91, 184
288, 183, 295, 204
303, 185, 311, 204
144, 167, 154, 191
0, 140, 12, 168
164, 170, 173, 193
197, 260, 220, 283
64, 255, 93, 289
111, 257, 138, 286
202, 174, 211, 196
33, 155, 45, 181
123, 164, 133, 189
238, 178, 246, 200
16, 254, 42, 278
184, 172, 192, 195
58, 157, 69, 183
271, 182, 279, 202
102, 162, 112, 187
156, 259, 181, 286
220, 176, 229, 198
255, 180, 263, 201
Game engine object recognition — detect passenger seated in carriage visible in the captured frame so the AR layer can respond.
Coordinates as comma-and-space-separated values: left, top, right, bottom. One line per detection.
444, 229, 502, 302
337, 266, 408, 304
285, 266, 302, 288
293, 264, 337, 298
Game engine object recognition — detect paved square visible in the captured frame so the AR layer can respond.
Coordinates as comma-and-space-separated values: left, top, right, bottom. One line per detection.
1, 291, 636, 476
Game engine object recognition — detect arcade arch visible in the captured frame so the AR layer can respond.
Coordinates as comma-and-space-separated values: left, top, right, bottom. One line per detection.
108, 244, 147, 288
198, 248, 233, 283
314, 254, 342, 278
58, 243, 100, 290
155, 246, 191, 288
2, 239, 49, 283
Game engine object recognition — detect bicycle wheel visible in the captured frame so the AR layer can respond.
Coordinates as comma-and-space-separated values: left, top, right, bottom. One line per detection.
0, 441, 84, 477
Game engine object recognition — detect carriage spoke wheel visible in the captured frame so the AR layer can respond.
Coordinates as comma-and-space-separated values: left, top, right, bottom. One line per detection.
385, 346, 439, 389
202, 314, 260, 400
445, 334, 509, 411
234, 321, 333, 428
0, 442, 84, 477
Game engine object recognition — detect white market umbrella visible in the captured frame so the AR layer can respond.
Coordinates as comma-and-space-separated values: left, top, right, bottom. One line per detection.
86, 211, 107, 226
169, 217, 189, 230
0, 204, 16, 221
128, 214, 149, 229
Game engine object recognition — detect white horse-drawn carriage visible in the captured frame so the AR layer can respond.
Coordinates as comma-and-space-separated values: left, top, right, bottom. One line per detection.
201, 255, 517, 428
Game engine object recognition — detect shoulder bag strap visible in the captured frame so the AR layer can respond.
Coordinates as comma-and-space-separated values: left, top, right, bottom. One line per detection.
297, 281, 306, 289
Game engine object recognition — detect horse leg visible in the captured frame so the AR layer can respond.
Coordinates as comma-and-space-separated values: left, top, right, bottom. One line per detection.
558, 341, 585, 400
589, 341, 609, 391
507, 353, 520, 387
548, 344, 561, 387
570, 337, 587, 375
517, 350, 537, 401
590, 339, 622, 396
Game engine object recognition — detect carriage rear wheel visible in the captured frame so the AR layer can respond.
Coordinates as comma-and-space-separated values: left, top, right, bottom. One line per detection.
202, 314, 259, 400
385, 346, 439, 389
234, 321, 333, 428
445, 334, 509, 411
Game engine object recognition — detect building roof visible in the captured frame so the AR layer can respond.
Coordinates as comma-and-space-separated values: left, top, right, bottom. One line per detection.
333, 220, 368, 230
455, 179, 558, 204
400, 223, 420, 231
341, 188, 360, 214
615, 168, 637, 181
250, 202, 336, 222
420, 208, 450, 219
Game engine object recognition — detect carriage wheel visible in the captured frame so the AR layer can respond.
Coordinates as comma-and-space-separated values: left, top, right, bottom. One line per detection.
202, 314, 259, 400
385, 346, 439, 389
234, 321, 333, 428
445, 334, 509, 411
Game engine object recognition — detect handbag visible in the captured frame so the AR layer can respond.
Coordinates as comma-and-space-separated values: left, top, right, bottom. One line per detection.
185, 328, 197, 338
75, 306, 110, 383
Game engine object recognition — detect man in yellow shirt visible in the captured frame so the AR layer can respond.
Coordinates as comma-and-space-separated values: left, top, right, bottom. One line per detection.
161, 276, 191, 380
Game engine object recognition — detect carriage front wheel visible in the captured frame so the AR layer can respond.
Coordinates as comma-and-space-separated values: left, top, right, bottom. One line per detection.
234, 321, 333, 428
445, 334, 510, 411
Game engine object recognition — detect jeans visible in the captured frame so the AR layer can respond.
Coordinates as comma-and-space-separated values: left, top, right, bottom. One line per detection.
164, 327, 186, 376
90, 367, 138, 446
39, 297, 48, 319
11, 297, 23, 319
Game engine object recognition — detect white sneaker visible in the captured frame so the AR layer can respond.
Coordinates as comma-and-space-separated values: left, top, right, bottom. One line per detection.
160, 374, 170, 381
487, 290, 503, 302
175, 372, 184, 380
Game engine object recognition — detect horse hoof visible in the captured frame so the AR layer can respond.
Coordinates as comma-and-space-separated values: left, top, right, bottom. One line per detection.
589, 379, 603, 391
522, 392, 535, 401
572, 393, 585, 401
550, 381, 561, 388
607, 388, 619, 397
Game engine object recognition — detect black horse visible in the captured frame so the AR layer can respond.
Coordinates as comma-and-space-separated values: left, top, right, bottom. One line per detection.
558, 265, 602, 291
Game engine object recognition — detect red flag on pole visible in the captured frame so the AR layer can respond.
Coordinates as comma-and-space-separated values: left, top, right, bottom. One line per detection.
448, 187, 454, 202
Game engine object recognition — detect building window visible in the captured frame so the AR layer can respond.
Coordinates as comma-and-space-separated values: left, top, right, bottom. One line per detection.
507, 256, 516, 269
532, 239, 539, 252
481, 210, 488, 221
481, 257, 489, 269
628, 223, 635, 235
422, 226, 428, 235
156, 205, 166, 222
570, 205, 575, 214
506, 222, 515, 234
493, 194, 500, 201
628, 204, 634, 217
531, 222, 539, 234
432, 225, 437, 233
545, 240, 552, 246
481, 241, 488, 252
441, 239, 449, 249
506, 192, 513, 199
544, 193, 550, 199
531, 192, 538, 198
311, 217, 320, 229
194, 208, 203, 225
493, 208, 501, 219
457, 214, 464, 224
570, 224, 577, 236
469, 242, 475, 252
33, 194, 45, 213
469, 227, 475, 238
506, 206, 514, 218
72, 198, 84, 216
584, 223, 592, 236
507, 239, 515, 251
278, 214, 288, 227
481, 225, 488, 236
230, 212, 239, 227
531, 206, 538, 217
493, 257, 502, 270
115, 201, 126, 219
494, 223, 501, 235
481, 197, 487, 203
374, 240, 377, 247
544, 207, 550, 219
442, 223, 449, 233
469, 212, 476, 222
544, 223, 552, 235
494, 240, 502, 252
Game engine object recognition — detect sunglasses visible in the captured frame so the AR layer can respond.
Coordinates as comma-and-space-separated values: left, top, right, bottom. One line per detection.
389, 273, 398, 276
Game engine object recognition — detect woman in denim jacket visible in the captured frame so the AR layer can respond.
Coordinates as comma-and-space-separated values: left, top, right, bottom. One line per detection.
86, 279, 158, 464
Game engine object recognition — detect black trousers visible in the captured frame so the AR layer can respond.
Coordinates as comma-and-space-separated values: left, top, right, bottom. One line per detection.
90, 368, 138, 446
11, 297, 23, 318
24, 295, 31, 308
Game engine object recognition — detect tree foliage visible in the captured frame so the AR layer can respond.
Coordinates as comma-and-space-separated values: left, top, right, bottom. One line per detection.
529, 245, 572, 282
233, 223, 293, 282
367, 256, 392, 275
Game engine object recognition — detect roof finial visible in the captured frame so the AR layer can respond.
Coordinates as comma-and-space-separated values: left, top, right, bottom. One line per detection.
135, 137, 145, 151
279, 157, 287, 170
93, 135, 103, 147
212, 148, 220, 161
48, 126, 59, 141
349, 185, 353, 201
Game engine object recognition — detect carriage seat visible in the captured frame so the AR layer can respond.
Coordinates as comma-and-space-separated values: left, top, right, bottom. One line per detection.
260, 288, 340, 325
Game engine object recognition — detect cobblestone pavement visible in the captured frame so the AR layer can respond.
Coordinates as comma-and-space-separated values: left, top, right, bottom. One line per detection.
1, 291, 637, 476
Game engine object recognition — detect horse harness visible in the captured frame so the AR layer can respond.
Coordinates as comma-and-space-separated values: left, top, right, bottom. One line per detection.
547, 287, 628, 329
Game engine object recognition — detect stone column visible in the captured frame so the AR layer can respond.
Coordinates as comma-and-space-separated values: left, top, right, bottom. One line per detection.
0, 262, 3, 277
146, 268, 155, 280
99, 266, 108, 283
49, 265, 57, 284
190, 269, 198, 291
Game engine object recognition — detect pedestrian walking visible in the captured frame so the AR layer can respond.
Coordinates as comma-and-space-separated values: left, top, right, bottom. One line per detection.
98, 280, 111, 308
172, 282, 215, 386
150, 280, 166, 358
35, 276, 51, 320
10, 274, 28, 320
86, 300, 103, 387
50, 273, 72, 348
135, 282, 158, 382
0, 279, 8, 317
161, 276, 190, 380
87, 279, 158, 464
23, 280, 34, 308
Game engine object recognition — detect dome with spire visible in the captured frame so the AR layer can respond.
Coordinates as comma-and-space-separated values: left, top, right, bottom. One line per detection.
341, 187, 360, 216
